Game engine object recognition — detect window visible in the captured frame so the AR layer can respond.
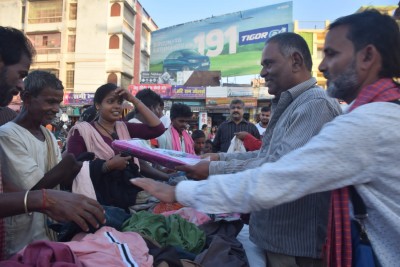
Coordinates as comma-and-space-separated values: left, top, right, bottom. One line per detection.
107, 73, 118, 84
66, 70, 74, 89
68, 35, 76, 52
140, 54, 149, 72
109, 35, 120, 49
110, 3, 121, 17
42, 36, 48, 46
28, 33, 61, 54
123, 6, 135, 33
21, 6, 26, 24
122, 37, 133, 58
66, 63, 75, 89
69, 3, 77, 20
28, 0, 62, 24
121, 74, 131, 89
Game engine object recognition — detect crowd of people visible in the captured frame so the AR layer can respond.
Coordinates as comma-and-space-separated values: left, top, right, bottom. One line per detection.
0, 8, 399, 267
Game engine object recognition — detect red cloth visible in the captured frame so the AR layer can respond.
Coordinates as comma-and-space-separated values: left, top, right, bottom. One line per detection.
153, 202, 184, 214
326, 78, 400, 267
242, 133, 262, 151
150, 138, 158, 148
0, 240, 82, 266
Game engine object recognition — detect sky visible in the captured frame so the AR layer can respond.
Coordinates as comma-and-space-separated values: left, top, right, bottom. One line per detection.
139, 0, 397, 29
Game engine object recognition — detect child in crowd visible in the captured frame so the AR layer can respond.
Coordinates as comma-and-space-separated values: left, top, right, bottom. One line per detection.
203, 139, 213, 154
191, 130, 206, 156
208, 126, 217, 141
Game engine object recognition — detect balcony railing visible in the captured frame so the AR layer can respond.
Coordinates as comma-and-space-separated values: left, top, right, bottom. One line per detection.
123, 19, 134, 33
35, 48, 61, 54
28, 16, 62, 24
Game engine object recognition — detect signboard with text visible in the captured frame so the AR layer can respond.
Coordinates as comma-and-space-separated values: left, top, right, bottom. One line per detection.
63, 92, 94, 105
140, 71, 163, 84
206, 97, 257, 108
128, 84, 172, 98
150, 2, 293, 77
171, 86, 206, 99
227, 87, 254, 97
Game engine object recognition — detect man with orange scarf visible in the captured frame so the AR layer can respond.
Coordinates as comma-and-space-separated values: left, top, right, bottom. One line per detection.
132, 10, 400, 267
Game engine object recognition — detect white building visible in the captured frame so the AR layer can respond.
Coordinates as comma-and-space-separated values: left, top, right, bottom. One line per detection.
0, 0, 157, 93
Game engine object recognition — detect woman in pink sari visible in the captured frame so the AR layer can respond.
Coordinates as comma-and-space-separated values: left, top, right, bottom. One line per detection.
67, 84, 164, 167
66, 84, 165, 199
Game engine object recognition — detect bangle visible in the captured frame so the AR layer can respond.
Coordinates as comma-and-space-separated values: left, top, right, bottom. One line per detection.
24, 190, 30, 213
42, 189, 47, 210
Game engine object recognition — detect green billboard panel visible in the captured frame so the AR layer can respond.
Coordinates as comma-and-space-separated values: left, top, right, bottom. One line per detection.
150, 2, 293, 77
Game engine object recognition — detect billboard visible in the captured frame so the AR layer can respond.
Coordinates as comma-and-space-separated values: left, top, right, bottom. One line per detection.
150, 2, 293, 77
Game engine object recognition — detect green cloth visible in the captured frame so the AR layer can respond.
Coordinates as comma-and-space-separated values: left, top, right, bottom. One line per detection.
122, 210, 206, 254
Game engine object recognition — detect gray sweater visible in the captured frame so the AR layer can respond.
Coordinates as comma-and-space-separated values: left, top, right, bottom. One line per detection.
177, 102, 400, 266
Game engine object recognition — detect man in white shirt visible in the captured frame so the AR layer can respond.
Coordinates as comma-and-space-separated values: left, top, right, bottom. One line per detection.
255, 106, 270, 136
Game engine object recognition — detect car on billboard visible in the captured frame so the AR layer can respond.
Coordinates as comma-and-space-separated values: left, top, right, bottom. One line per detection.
163, 49, 210, 73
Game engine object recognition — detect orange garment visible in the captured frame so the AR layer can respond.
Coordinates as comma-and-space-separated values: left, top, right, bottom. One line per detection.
45, 124, 54, 132
153, 202, 184, 214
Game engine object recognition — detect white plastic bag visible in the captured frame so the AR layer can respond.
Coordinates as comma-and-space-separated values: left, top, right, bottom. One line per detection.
227, 136, 246, 153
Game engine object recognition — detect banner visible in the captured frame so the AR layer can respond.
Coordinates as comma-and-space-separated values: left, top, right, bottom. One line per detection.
227, 87, 254, 97
128, 84, 172, 98
206, 97, 257, 108
140, 71, 163, 84
198, 112, 208, 129
171, 86, 206, 99
63, 92, 94, 105
257, 87, 274, 99
150, 2, 293, 77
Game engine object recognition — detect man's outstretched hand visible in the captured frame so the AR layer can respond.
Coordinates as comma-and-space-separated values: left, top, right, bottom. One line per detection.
175, 161, 210, 180
131, 178, 177, 203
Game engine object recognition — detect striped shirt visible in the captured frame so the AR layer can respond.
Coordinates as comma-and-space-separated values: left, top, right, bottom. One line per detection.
210, 77, 342, 257
213, 119, 260, 152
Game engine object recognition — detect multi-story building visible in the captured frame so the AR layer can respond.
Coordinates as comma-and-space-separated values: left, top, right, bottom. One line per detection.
295, 20, 330, 88
294, 5, 398, 89
0, 0, 157, 94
